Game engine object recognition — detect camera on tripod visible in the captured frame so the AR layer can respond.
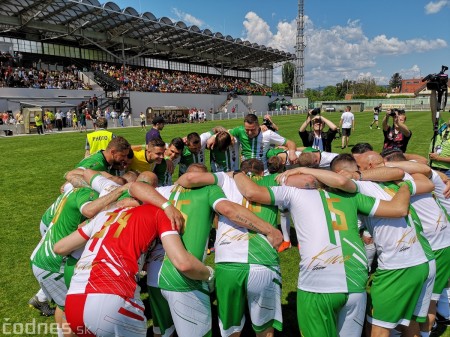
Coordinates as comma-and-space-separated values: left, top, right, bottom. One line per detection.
422, 65, 449, 91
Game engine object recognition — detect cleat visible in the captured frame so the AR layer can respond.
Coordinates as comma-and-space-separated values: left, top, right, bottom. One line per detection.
28, 296, 55, 317
435, 312, 450, 326
278, 241, 292, 253
369, 126, 372, 129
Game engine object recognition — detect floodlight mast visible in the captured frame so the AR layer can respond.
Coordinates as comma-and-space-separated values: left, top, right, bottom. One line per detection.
293, 0, 305, 98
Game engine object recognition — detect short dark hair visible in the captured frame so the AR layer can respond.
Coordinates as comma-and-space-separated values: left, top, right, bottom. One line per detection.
107, 136, 131, 152
148, 138, 166, 149
330, 153, 357, 172
267, 156, 284, 174
244, 114, 259, 125
240, 159, 264, 176
215, 131, 232, 152
351, 143, 373, 154
170, 137, 185, 151
186, 132, 200, 145
96, 117, 107, 128
380, 148, 406, 162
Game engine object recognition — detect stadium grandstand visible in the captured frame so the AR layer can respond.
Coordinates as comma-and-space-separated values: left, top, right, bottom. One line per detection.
0, 0, 295, 127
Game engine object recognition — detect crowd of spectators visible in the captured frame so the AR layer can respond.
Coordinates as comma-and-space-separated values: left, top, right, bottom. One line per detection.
0, 64, 92, 90
91, 62, 272, 95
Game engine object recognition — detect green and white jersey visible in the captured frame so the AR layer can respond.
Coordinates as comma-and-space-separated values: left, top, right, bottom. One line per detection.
76, 151, 111, 173
432, 169, 450, 214
153, 157, 180, 187
269, 186, 376, 293
213, 172, 279, 266
210, 139, 240, 172
31, 188, 99, 272
405, 173, 450, 250
355, 180, 429, 270
179, 131, 213, 175
229, 126, 287, 171
157, 184, 227, 292
41, 194, 65, 228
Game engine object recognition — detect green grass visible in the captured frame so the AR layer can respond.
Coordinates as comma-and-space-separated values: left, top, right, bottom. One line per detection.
1, 110, 449, 336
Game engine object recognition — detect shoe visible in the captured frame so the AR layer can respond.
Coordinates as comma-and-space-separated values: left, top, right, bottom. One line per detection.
435, 312, 450, 326
278, 241, 292, 253
369, 126, 372, 129
28, 296, 55, 317
377, 127, 380, 129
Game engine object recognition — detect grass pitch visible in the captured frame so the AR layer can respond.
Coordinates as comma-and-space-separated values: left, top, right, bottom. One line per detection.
1, 110, 449, 336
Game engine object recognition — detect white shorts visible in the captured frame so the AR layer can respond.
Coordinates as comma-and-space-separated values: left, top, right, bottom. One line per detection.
338, 292, 367, 337
161, 288, 211, 337
373, 115, 379, 121
65, 293, 146, 337
411, 259, 436, 320
32, 264, 67, 307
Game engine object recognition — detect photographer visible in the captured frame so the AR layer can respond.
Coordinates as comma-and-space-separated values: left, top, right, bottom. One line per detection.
382, 109, 412, 153
299, 108, 338, 152
261, 114, 279, 132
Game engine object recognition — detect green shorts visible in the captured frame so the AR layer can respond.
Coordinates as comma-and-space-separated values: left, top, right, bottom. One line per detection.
432, 246, 450, 300
147, 286, 174, 337
63, 256, 78, 288
297, 290, 349, 337
216, 263, 282, 336
367, 262, 429, 329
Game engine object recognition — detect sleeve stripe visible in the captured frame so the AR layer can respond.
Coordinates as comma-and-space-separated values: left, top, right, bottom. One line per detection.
368, 198, 381, 217
160, 231, 179, 239
78, 228, 90, 240
212, 198, 228, 211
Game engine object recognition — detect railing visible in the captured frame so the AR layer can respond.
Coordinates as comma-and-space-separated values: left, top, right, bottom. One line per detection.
207, 109, 307, 121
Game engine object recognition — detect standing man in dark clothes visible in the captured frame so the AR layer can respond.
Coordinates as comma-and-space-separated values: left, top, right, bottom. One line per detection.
146, 116, 165, 144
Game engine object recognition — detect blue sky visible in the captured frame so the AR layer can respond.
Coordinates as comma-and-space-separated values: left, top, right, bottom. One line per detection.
113, 0, 449, 88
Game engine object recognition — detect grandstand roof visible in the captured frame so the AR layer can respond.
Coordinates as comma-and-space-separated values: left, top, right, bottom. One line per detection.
0, 0, 295, 69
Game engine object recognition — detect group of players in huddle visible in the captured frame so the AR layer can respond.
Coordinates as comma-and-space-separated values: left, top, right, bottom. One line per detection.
28, 113, 450, 337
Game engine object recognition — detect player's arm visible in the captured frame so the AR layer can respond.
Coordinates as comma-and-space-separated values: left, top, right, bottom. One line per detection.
233, 172, 272, 204
276, 167, 357, 193
65, 168, 89, 188
358, 166, 405, 182
176, 172, 216, 188
384, 161, 431, 178
128, 181, 184, 231
382, 112, 390, 131
54, 230, 88, 256
215, 199, 283, 249
410, 173, 435, 194
404, 153, 428, 164
81, 184, 129, 218
161, 234, 212, 281
285, 138, 298, 164
374, 182, 411, 218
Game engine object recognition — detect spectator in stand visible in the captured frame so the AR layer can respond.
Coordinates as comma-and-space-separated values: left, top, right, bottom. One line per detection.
382, 109, 411, 153
146, 116, 165, 144
299, 108, 338, 152
339, 105, 355, 149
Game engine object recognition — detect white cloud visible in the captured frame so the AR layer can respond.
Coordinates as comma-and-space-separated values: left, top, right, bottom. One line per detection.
241, 12, 448, 87
171, 8, 204, 27
425, 1, 449, 14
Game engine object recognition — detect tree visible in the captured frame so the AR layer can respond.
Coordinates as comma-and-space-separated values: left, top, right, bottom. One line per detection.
389, 73, 402, 91
282, 62, 295, 95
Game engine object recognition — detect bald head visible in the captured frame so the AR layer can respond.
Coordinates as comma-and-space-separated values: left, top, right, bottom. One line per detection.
356, 151, 384, 171
136, 171, 158, 188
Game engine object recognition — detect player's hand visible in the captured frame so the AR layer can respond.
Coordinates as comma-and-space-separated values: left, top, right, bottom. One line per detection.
116, 197, 140, 208
443, 180, 450, 199
288, 150, 298, 165
429, 152, 440, 161
166, 159, 174, 174
267, 228, 283, 250
275, 167, 304, 185
206, 136, 216, 150
337, 170, 354, 180
164, 204, 185, 233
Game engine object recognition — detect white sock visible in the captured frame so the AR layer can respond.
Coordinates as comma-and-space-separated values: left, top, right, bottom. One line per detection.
57, 327, 64, 337
36, 289, 47, 302
279, 210, 291, 242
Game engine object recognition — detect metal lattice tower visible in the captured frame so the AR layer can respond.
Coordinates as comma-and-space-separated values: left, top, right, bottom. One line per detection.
293, 0, 305, 98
